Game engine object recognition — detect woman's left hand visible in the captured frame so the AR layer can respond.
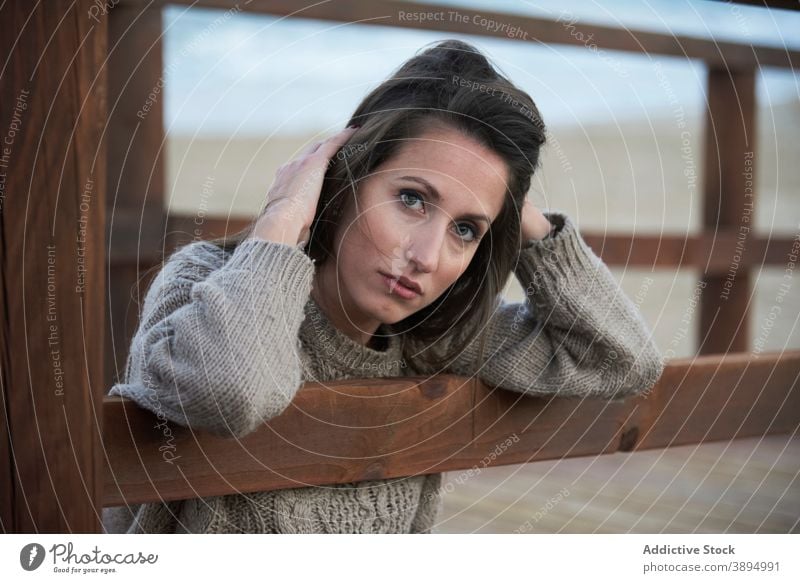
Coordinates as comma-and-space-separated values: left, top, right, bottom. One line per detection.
520, 198, 553, 243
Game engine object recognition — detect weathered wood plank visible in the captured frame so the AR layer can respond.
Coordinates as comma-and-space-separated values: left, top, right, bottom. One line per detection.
116, 0, 799, 69
437, 435, 798, 533
105, 7, 166, 390
700, 68, 757, 354
1, 0, 107, 532
163, 214, 251, 252
103, 375, 474, 506
626, 351, 800, 450
102, 351, 800, 507
156, 213, 800, 272
727, 1, 799, 11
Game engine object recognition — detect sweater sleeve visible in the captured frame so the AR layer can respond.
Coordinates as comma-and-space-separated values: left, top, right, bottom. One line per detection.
108, 238, 315, 438
438, 211, 664, 400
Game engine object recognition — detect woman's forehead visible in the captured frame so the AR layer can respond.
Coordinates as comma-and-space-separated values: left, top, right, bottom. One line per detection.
379, 131, 509, 218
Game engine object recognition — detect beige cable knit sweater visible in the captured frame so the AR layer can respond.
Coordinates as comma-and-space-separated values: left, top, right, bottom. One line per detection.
102, 211, 664, 534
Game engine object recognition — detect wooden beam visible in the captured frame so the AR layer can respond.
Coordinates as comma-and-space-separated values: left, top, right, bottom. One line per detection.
722, 0, 800, 11
700, 68, 757, 354
105, 6, 166, 391
1, 1, 107, 532
582, 230, 796, 271
163, 214, 251, 253
151, 213, 800, 272
106, 208, 168, 264
102, 350, 799, 507
117, 0, 799, 69
625, 350, 800, 451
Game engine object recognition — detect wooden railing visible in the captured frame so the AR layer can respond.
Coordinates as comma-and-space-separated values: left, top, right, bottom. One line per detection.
2, 0, 798, 533
102, 351, 800, 507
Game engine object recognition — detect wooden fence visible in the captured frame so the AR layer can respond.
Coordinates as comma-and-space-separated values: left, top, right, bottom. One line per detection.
1, 0, 798, 533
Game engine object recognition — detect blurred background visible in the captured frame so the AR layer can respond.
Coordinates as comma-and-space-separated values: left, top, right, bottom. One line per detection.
153, 0, 798, 532
162, 0, 800, 358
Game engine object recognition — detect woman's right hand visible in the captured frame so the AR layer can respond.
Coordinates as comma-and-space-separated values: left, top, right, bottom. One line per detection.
250, 126, 359, 246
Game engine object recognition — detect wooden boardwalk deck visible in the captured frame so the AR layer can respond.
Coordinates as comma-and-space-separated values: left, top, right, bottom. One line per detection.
437, 435, 799, 533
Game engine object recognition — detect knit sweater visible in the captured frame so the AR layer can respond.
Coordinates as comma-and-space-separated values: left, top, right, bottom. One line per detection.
102, 210, 664, 534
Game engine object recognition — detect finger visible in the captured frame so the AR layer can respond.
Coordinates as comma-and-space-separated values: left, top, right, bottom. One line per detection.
314, 126, 358, 160
297, 139, 324, 158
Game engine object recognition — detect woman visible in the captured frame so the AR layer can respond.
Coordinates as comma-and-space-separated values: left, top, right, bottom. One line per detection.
103, 39, 664, 534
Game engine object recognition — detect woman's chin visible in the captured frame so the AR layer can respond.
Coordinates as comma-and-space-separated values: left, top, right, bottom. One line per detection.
363, 296, 410, 326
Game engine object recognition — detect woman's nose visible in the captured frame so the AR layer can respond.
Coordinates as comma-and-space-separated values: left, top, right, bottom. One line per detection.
407, 223, 446, 273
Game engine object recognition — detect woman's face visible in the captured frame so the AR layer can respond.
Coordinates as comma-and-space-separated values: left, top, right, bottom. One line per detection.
315, 124, 509, 340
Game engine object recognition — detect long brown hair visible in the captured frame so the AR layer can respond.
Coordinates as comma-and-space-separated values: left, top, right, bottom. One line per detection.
207, 39, 547, 373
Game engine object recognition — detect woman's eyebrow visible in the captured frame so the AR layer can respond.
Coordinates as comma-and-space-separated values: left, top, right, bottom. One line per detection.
397, 175, 492, 226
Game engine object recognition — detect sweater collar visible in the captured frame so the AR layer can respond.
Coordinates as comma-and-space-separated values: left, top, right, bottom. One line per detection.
300, 296, 406, 374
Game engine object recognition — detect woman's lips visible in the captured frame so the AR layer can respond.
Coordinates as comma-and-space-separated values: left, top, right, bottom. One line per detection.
379, 272, 420, 300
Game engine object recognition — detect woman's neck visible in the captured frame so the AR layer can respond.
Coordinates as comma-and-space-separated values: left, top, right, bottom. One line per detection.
311, 264, 383, 349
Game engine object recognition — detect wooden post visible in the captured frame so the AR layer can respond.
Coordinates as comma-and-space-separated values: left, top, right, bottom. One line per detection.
105, 5, 166, 390
700, 67, 756, 354
0, 1, 107, 532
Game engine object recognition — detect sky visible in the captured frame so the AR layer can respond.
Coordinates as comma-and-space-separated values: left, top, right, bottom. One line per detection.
162, 0, 799, 136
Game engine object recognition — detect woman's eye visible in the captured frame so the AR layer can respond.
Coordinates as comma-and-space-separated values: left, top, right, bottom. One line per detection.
398, 189, 479, 244
455, 223, 478, 242
398, 189, 425, 211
